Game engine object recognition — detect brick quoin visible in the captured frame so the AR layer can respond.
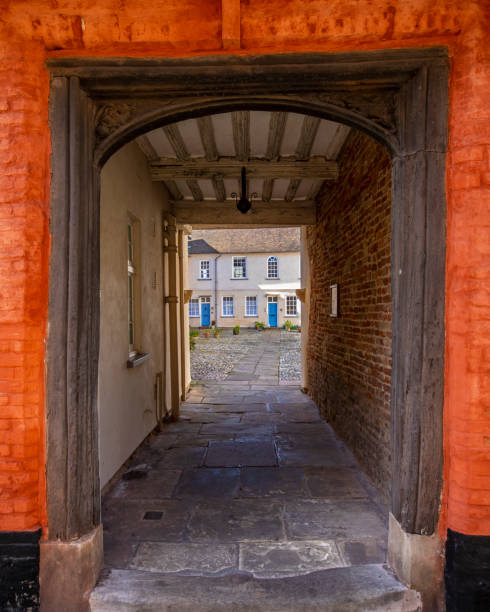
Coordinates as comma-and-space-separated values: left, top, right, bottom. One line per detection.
0, 0, 487, 549
306, 131, 392, 505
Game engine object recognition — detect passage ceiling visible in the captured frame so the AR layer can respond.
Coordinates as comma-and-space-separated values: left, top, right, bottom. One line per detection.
137, 111, 350, 204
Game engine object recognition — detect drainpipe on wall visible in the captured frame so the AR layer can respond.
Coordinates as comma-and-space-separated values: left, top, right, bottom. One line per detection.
163, 214, 180, 421
178, 228, 191, 401
214, 254, 221, 327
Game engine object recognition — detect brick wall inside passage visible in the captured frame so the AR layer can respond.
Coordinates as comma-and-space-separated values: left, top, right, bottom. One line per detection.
306, 130, 392, 504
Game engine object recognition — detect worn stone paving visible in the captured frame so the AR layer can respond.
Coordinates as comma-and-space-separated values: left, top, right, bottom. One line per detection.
190, 328, 301, 383
101, 380, 388, 582
279, 330, 302, 382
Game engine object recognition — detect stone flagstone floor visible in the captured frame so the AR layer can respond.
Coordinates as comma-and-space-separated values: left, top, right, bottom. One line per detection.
100, 381, 389, 581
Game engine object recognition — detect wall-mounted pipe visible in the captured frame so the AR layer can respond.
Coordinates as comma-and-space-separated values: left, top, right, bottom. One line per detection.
178, 229, 186, 401
155, 371, 163, 431
163, 214, 180, 421
214, 254, 221, 326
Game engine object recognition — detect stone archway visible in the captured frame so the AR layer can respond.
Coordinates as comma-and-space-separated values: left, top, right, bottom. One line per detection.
44, 49, 448, 605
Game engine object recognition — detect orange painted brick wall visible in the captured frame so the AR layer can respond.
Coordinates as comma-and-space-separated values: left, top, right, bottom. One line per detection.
0, 1, 488, 538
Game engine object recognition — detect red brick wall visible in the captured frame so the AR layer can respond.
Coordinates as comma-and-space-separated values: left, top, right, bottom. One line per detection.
306, 130, 392, 504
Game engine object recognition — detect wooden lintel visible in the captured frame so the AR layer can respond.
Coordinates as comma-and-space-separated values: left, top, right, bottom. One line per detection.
150, 158, 338, 181
173, 200, 316, 227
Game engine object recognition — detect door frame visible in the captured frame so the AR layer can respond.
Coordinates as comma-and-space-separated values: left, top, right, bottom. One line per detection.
267, 296, 279, 328
200, 297, 211, 327
45, 49, 448, 547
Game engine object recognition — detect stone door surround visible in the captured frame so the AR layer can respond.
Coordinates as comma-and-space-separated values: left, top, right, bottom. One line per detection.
45, 49, 448, 547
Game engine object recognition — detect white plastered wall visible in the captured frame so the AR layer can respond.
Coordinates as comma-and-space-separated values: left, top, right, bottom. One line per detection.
98, 140, 172, 488
188, 251, 301, 328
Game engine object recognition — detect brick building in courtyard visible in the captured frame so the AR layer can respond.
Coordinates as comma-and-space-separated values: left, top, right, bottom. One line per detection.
0, 1, 489, 610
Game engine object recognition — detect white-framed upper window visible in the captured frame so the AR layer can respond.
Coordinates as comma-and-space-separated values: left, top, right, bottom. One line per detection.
267, 256, 278, 279
245, 296, 258, 317
286, 295, 298, 316
189, 298, 199, 317
222, 296, 234, 317
232, 256, 247, 279
200, 260, 210, 279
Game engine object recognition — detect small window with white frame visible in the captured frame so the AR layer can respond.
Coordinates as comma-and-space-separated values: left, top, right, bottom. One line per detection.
245, 296, 257, 317
200, 260, 210, 279
267, 256, 278, 279
189, 298, 200, 317
222, 296, 234, 316
286, 295, 298, 316
232, 256, 247, 279
127, 217, 140, 358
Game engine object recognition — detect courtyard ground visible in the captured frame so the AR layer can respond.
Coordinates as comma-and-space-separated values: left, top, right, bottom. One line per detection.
190, 328, 302, 383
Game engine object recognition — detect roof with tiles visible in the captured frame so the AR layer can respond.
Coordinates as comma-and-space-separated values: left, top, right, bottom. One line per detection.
188, 228, 300, 254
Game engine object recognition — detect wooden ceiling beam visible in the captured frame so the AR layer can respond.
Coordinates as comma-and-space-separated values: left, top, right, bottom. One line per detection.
150, 157, 338, 180
197, 116, 219, 161
285, 115, 322, 201
173, 199, 316, 227
197, 116, 227, 200
266, 112, 288, 161
161, 124, 204, 200
165, 179, 184, 201
136, 134, 158, 160
262, 111, 288, 202
232, 110, 250, 162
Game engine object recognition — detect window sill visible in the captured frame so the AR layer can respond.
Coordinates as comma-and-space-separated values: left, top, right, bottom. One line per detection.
266, 277, 280, 280
197, 278, 211, 281
221, 315, 235, 317
127, 352, 150, 368
230, 277, 248, 280
245, 315, 258, 317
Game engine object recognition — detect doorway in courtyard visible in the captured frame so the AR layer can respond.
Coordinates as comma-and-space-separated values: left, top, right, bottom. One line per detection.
45, 51, 447, 610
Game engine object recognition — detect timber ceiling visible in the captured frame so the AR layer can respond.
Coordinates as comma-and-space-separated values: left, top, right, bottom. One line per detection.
137, 111, 350, 204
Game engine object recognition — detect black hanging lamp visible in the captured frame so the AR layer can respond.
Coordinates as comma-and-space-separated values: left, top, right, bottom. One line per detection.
231, 167, 257, 214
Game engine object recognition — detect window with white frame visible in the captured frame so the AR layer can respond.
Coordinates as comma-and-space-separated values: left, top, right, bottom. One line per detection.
127, 218, 139, 357
222, 296, 234, 316
286, 295, 298, 316
189, 298, 199, 317
232, 256, 247, 279
200, 260, 210, 279
267, 256, 278, 279
245, 296, 257, 317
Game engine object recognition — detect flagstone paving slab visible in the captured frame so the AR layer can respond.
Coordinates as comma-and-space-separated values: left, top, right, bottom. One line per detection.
205, 440, 277, 467
130, 542, 237, 575
239, 541, 346, 577
240, 467, 308, 498
188, 500, 285, 542
174, 468, 241, 498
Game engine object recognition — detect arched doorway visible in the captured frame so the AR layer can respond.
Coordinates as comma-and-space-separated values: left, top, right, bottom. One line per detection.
44, 49, 448, 607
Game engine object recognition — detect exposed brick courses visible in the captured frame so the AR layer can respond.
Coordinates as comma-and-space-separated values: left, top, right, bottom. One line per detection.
306, 131, 392, 504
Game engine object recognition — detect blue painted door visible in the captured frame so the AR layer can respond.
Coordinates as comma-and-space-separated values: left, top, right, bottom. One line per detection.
268, 303, 278, 327
201, 303, 210, 327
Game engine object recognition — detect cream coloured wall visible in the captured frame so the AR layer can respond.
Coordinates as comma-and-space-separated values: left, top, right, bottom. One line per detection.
188, 251, 301, 328
98, 141, 172, 488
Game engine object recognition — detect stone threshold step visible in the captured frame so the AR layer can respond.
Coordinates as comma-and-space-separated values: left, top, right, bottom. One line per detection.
90, 564, 421, 611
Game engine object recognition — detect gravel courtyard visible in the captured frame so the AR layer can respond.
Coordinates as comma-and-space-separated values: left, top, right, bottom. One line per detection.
190, 328, 302, 383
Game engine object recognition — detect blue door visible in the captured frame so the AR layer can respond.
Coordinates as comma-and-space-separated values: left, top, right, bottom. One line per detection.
268, 303, 278, 327
201, 302, 210, 327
